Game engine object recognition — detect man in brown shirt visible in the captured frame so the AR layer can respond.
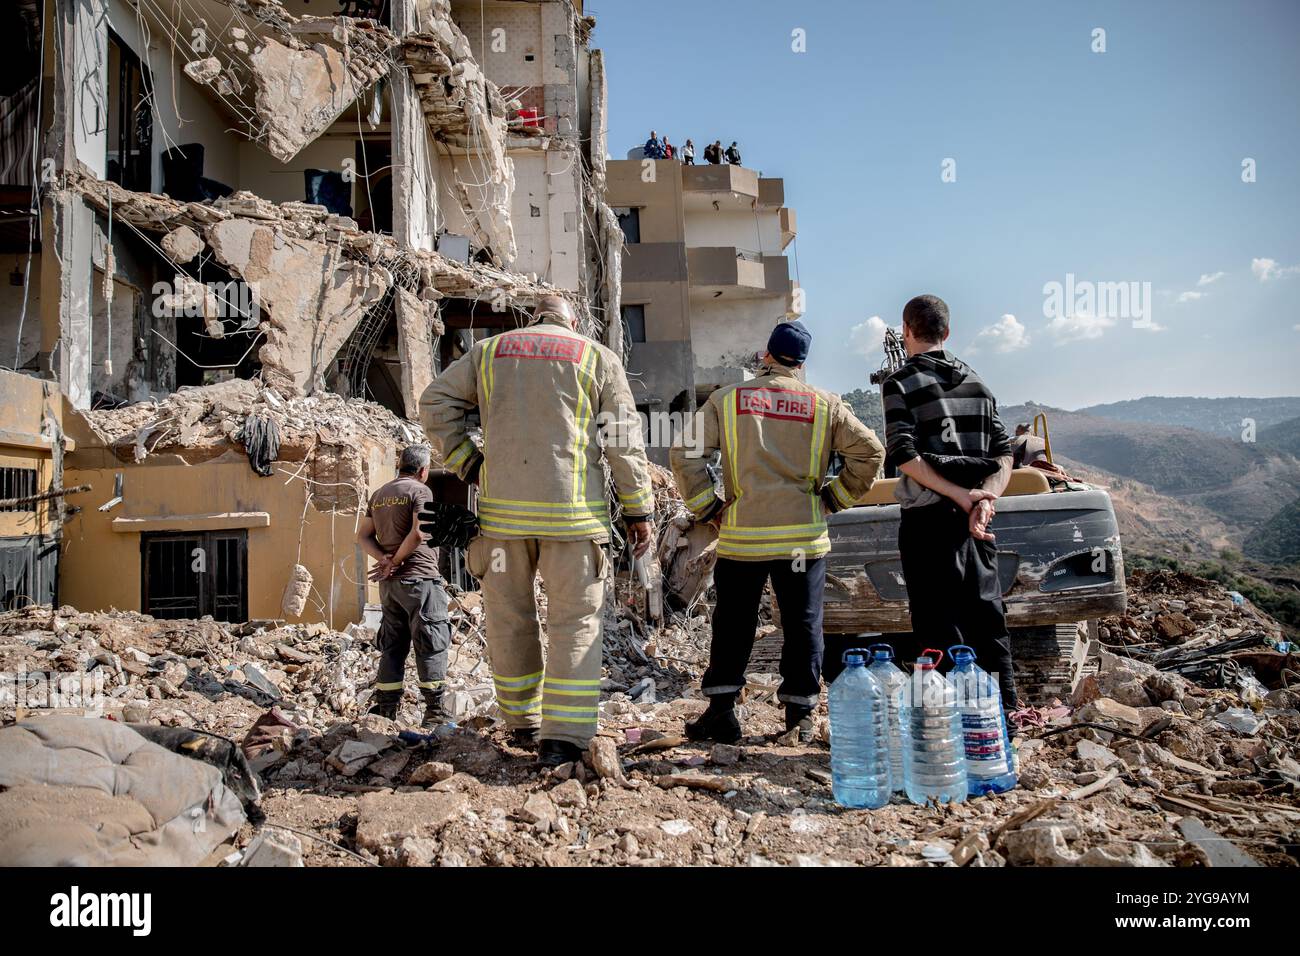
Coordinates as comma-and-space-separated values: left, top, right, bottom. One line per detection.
356, 445, 451, 727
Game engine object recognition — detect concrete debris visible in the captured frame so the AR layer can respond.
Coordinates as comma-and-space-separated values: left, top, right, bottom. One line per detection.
281, 564, 313, 619
72, 175, 581, 384
395, 287, 437, 422
2, 566, 1296, 867
183, 56, 223, 85
82, 378, 423, 511
401, 0, 517, 262
241, 828, 304, 867
160, 225, 204, 264
250, 35, 388, 164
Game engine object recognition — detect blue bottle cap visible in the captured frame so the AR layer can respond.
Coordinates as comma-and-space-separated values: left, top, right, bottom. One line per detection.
842, 647, 869, 666
868, 643, 894, 661
948, 644, 976, 663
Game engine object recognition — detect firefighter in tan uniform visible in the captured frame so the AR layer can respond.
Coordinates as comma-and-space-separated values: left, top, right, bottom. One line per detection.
420, 296, 654, 766
671, 321, 884, 742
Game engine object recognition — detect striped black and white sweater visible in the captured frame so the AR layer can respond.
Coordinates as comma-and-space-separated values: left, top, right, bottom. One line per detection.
880, 349, 1012, 508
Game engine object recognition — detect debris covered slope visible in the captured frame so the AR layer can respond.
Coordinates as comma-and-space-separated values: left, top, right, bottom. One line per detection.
1, 566, 1296, 867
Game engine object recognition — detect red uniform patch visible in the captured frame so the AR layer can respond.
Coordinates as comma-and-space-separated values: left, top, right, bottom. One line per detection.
736, 387, 816, 423
495, 332, 586, 363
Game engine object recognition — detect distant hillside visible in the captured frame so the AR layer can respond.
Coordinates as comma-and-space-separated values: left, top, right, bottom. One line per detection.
1002, 403, 1300, 531
1245, 495, 1300, 564
1056, 456, 1236, 558
1259, 415, 1300, 458
1077, 396, 1300, 438
841, 388, 884, 436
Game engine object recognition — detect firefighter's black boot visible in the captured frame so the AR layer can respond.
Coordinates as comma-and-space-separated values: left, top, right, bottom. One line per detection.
420, 687, 449, 729
537, 738, 584, 767
685, 694, 741, 743
785, 704, 815, 744
368, 689, 402, 720
509, 727, 539, 750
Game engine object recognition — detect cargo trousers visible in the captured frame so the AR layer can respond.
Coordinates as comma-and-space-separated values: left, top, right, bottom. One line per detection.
700, 555, 826, 710
897, 501, 1018, 708
466, 536, 608, 748
375, 577, 451, 695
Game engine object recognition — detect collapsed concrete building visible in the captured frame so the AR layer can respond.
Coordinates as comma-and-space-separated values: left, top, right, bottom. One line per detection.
0, 0, 621, 624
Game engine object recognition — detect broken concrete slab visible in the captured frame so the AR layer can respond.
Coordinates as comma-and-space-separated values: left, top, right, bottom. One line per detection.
205, 216, 391, 395
395, 286, 436, 421
160, 225, 204, 264
249, 36, 382, 164
354, 790, 469, 852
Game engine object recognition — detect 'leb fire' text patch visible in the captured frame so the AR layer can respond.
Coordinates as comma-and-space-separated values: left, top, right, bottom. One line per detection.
736, 387, 816, 422
495, 332, 586, 363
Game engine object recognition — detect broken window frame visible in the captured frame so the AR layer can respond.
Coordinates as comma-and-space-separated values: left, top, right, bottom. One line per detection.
141, 529, 248, 622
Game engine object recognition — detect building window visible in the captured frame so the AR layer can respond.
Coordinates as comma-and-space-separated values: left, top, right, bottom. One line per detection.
614, 207, 641, 244
141, 530, 248, 622
0, 467, 38, 513
106, 31, 153, 193
622, 304, 647, 343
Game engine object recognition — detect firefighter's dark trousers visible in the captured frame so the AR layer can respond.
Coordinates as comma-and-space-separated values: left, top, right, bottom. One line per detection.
375, 577, 451, 696
898, 501, 1018, 708
701, 556, 825, 710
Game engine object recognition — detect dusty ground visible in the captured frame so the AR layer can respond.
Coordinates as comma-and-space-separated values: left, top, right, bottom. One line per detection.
2, 568, 1297, 867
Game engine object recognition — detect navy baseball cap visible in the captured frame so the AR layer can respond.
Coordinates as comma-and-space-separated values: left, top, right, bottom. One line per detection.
767, 320, 812, 365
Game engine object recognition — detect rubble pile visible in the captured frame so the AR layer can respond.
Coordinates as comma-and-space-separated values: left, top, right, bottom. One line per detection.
73, 176, 580, 397
2, 571, 1296, 867
83, 379, 424, 510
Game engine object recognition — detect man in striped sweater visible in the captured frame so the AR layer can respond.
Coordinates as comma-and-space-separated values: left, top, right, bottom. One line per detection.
880, 295, 1018, 707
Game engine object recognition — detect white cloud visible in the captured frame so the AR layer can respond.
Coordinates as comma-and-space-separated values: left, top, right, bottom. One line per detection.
1176, 290, 1205, 303
1252, 257, 1300, 282
1196, 271, 1226, 287
970, 314, 1030, 354
848, 315, 896, 359
1046, 311, 1116, 344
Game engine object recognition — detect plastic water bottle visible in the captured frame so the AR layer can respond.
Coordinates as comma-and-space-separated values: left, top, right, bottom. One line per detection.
948, 644, 1018, 796
900, 649, 967, 806
866, 643, 907, 792
828, 648, 892, 809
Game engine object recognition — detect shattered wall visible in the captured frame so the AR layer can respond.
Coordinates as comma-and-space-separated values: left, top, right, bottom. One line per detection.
61, 378, 428, 625
205, 216, 392, 395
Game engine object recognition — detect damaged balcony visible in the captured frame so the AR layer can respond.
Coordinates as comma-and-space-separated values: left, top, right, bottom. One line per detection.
681, 164, 762, 212
687, 247, 791, 300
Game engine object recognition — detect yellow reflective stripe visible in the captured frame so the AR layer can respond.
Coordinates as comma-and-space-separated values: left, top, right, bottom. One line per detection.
722, 392, 740, 528
542, 714, 599, 724
499, 697, 543, 713
808, 396, 829, 522
494, 671, 543, 688
717, 539, 830, 558
685, 486, 716, 512
480, 497, 608, 515
374, 681, 404, 690
720, 521, 828, 538
445, 439, 475, 472
544, 677, 601, 687
480, 516, 608, 534
417, 680, 445, 689
479, 522, 611, 539
618, 486, 653, 512
828, 476, 855, 509
479, 509, 607, 525
542, 705, 599, 715
572, 345, 598, 504
544, 687, 599, 697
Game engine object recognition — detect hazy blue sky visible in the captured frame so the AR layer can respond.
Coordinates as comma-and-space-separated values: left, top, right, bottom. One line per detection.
597, 0, 1300, 409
